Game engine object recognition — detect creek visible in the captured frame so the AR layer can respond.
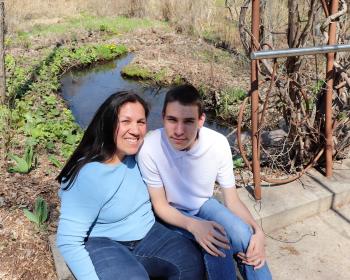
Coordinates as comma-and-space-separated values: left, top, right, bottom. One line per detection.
60, 53, 233, 137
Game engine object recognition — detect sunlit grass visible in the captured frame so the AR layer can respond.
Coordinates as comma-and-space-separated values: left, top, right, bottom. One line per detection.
26, 14, 169, 36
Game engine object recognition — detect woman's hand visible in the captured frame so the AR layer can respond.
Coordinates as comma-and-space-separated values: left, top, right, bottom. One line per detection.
188, 219, 230, 257
237, 230, 266, 269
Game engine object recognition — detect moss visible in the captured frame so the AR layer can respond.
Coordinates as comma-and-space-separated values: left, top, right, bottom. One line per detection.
121, 64, 153, 80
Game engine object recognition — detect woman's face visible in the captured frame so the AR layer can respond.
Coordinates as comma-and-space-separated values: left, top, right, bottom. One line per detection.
114, 101, 147, 160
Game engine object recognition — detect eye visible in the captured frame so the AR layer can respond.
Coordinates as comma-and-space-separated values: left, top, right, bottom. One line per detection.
120, 120, 130, 124
166, 118, 177, 123
185, 120, 195, 124
138, 120, 146, 125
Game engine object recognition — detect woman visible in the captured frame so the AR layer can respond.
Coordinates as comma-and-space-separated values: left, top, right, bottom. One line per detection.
56, 91, 204, 280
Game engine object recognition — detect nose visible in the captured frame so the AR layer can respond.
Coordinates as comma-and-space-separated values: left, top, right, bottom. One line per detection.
129, 122, 140, 135
174, 122, 184, 136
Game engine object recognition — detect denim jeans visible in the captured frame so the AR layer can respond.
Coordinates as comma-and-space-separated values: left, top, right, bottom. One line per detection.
167, 198, 272, 280
85, 221, 205, 280
197, 198, 272, 280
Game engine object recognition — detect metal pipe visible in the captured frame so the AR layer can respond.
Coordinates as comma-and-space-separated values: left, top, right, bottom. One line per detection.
251, 44, 350, 60
325, 0, 338, 177
251, 0, 261, 200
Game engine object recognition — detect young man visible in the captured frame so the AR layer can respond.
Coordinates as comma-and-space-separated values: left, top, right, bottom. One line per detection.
137, 84, 272, 280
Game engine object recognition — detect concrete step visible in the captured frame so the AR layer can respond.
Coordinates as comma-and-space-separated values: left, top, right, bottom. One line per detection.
236, 159, 350, 233
266, 204, 350, 279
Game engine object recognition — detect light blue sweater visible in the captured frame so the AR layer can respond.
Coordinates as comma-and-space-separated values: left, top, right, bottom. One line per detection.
56, 156, 155, 280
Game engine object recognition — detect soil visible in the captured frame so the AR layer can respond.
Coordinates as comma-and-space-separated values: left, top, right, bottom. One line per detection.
0, 23, 251, 279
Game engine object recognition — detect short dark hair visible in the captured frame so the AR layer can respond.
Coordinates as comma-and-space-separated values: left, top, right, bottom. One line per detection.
57, 91, 149, 190
162, 84, 203, 116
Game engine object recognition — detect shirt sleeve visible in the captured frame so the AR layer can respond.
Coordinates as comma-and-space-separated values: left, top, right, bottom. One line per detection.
56, 166, 107, 280
216, 136, 236, 188
136, 144, 164, 187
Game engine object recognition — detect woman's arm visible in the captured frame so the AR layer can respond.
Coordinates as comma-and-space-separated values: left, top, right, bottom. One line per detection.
57, 169, 105, 280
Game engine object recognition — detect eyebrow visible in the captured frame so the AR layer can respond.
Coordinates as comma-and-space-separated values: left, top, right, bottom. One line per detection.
119, 116, 146, 121
165, 115, 195, 121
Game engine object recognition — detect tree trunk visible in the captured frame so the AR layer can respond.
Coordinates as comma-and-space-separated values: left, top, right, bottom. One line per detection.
0, 2, 5, 104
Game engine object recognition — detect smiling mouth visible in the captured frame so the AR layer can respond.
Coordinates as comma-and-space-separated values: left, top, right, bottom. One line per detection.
125, 138, 140, 144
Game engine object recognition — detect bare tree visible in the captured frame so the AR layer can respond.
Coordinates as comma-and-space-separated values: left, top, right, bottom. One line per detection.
0, 2, 5, 104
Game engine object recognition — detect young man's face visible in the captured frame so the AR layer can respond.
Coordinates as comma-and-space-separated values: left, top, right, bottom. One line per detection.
163, 101, 205, 151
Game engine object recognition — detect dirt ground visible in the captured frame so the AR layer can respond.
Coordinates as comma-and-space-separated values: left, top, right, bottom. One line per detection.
0, 22, 251, 279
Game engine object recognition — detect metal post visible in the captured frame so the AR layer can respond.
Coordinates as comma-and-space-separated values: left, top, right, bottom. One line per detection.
251, 0, 261, 200
325, 0, 338, 177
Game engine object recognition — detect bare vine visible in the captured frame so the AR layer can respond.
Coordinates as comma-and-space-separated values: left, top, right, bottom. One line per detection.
236, 0, 350, 183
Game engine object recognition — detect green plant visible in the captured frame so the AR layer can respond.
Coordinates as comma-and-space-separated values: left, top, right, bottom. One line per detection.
8, 144, 36, 174
233, 156, 244, 169
23, 197, 49, 230
216, 87, 247, 120
311, 79, 325, 95
48, 154, 63, 168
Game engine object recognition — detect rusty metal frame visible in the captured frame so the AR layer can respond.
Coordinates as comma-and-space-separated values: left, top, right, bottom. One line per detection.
248, 0, 345, 200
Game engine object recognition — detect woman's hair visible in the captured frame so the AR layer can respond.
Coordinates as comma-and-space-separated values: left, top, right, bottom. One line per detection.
57, 91, 149, 190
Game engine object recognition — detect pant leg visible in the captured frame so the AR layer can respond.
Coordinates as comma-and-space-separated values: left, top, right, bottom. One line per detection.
159, 214, 237, 280
133, 221, 205, 280
85, 237, 149, 280
197, 198, 272, 280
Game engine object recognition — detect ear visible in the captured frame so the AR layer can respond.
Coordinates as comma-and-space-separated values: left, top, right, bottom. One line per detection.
198, 113, 206, 128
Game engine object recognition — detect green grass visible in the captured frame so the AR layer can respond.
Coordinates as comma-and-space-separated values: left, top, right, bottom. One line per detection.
121, 64, 170, 85
6, 14, 169, 48
21, 14, 169, 37
121, 64, 153, 80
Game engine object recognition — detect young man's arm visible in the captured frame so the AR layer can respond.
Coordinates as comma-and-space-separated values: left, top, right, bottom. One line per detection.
148, 186, 230, 257
222, 187, 266, 269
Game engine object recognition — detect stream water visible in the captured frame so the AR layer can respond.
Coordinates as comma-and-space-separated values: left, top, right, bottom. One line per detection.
60, 53, 233, 138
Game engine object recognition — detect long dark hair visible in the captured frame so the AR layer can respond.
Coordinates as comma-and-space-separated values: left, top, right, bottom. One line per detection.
57, 91, 149, 190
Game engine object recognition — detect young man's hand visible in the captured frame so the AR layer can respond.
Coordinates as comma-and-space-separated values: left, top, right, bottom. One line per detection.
188, 219, 231, 257
237, 230, 266, 269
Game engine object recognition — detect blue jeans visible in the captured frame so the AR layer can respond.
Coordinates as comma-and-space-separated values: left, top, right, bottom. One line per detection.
168, 198, 272, 280
85, 221, 205, 280
197, 198, 272, 280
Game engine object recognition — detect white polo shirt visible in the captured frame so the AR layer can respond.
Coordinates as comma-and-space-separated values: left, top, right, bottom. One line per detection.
137, 127, 235, 215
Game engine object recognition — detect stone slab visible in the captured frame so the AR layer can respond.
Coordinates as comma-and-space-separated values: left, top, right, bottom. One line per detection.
237, 159, 350, 233
266, 204, 350, 280
49, 235, 75, 280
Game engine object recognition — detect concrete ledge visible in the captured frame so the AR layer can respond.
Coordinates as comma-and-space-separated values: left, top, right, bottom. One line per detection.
236, 159, 350, 233
49, 235, 75, 280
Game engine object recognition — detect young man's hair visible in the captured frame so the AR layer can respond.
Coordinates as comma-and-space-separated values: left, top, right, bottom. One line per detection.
162, 84, 203, 116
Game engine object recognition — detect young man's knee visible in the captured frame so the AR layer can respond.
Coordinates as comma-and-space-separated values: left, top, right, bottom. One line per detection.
226, 222, 253, 251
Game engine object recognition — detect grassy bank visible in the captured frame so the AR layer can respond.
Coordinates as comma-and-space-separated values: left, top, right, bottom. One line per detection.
3, 44, 128, 167
3, 0, 292, 53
